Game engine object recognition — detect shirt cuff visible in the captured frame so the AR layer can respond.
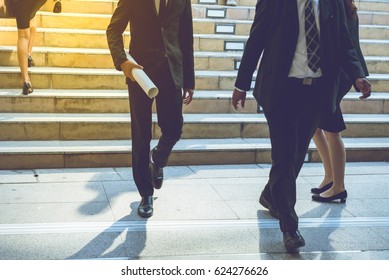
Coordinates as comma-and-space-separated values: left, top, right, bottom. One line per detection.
235, 87, 246, 92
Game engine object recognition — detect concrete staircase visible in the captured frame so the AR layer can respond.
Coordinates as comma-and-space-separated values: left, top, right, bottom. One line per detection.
0, 0, 388, 169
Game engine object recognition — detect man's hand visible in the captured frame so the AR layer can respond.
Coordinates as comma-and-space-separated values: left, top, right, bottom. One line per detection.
183, 88, 194, 105
355, 78, 372, 100
232, 88, 247, 110
120, 60, 143, 81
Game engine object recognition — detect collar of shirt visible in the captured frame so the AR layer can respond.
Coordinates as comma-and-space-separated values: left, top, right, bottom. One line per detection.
288, 0, 322, 78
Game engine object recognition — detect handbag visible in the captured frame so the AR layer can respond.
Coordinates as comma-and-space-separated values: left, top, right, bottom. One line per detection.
0, 0, 15, 18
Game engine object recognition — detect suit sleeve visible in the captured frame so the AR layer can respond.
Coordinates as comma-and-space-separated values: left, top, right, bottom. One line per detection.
350, 15, 369, 76
235, 0, 272, 91
179, 0, 195, 89
338, 0, 366, 81
106, 0, 130, 71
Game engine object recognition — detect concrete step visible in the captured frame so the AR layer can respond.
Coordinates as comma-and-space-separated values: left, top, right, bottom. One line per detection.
192, 3, 389, 23
357, 0, 389, 12
1, 67, 388, 91
194, 35, 389, 56
1, 10, 388, 36
361, 39, 389, 56
0, 27, 130, 49
1, 112, 388, 141
3, 13, 387, 38
2, 46, 389, 73
0, 47, 113, 69
1, 27, 387, 55
360, 24, 389, 39
38, 0, 389, 14
1, 12, 253, 35
38, 0, 259, 15
40, 0, 117, 15
0, 137, 388, 169
0, 12, 112, 30
2, 90, 388, 115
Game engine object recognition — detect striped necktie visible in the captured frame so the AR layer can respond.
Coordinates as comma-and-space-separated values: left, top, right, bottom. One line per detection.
305, 0, 320, 72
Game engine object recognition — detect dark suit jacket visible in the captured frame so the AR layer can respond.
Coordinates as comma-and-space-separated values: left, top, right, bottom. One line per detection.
106, 0, 195, 90
235, 0, 366, 113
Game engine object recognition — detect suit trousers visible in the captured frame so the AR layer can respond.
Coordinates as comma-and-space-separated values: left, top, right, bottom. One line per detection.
262, 78, 323, 233
128, 59, 184, 197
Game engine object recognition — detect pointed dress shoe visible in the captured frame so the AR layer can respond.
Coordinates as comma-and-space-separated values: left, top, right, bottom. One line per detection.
137, 196, 153, 218
150, 160, 163, 189
283, 230, 305, 253
259, 193, 280, 219
311, 181, 333, 194
312, 190, 347, 203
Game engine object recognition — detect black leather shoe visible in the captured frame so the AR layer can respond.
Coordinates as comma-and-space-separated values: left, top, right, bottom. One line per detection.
137, 196, 153, 218
283, 230, 305, 253
53, 0, 62, 13
312, 190, 347, 203
311, 181, 333, 194
22, 82, 33, 95
150, 160, 163, 189
28, 55, 35, 67
259, 193, 280, 219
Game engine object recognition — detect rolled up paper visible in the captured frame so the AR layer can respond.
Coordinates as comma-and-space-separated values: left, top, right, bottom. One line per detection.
126, 53, 159, 98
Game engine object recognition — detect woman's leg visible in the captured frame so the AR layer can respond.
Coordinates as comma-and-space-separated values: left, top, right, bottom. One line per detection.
320, 131, 346, 197
17, 28, 31, 84
28, 17, 37, 57
312, 128, 333, 188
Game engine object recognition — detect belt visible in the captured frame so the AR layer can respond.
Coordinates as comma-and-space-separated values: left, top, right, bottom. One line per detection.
289, 77, 322, 86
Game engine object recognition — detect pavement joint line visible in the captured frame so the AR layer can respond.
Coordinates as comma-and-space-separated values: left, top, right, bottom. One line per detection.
1, 217, 389, 235
122, 250, 367, 260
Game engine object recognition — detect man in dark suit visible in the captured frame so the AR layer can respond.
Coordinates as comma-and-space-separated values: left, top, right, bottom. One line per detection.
107, 0, 195, 218
232, 0, 371, 253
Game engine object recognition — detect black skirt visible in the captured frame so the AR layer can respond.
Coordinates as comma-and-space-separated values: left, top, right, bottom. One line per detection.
11, 0, 47, 29
318, 79, 353, 133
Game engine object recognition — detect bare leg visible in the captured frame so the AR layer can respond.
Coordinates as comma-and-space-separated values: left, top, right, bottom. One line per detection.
312, 128, 333, 188
320, 131, 346, 197
17, 28, 31, 84
28, 17, 37, 57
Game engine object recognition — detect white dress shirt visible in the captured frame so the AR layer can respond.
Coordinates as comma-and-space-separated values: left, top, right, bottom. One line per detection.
288, 0, 322, 78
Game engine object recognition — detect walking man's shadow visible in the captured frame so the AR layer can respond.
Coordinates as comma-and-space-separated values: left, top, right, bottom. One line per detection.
257, 199, 346, 259
67, 201, 147, 260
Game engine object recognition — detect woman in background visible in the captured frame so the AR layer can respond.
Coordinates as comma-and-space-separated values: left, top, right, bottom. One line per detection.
10, 0, 47, 95
311, 0, 370, 203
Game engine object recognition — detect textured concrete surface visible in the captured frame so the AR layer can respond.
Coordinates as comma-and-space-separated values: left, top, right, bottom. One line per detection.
0, 162, 388, 260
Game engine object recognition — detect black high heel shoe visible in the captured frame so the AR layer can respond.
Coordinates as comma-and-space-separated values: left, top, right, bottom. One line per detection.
312, 190, 347, 203
22, 82, 33, 95
28, 55, 35, 67
53, 0, 62, 13
311, 181, 333, 194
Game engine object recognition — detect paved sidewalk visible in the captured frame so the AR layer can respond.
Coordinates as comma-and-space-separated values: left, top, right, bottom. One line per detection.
0, 162, 388, 260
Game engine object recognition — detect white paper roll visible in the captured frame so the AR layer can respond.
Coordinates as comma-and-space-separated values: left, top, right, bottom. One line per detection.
126, 53, 159, 98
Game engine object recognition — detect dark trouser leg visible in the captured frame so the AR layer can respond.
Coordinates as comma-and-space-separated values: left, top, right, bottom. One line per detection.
128, 82, 154, 197
264, 80, 322, 232
151, 61, 183, 167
